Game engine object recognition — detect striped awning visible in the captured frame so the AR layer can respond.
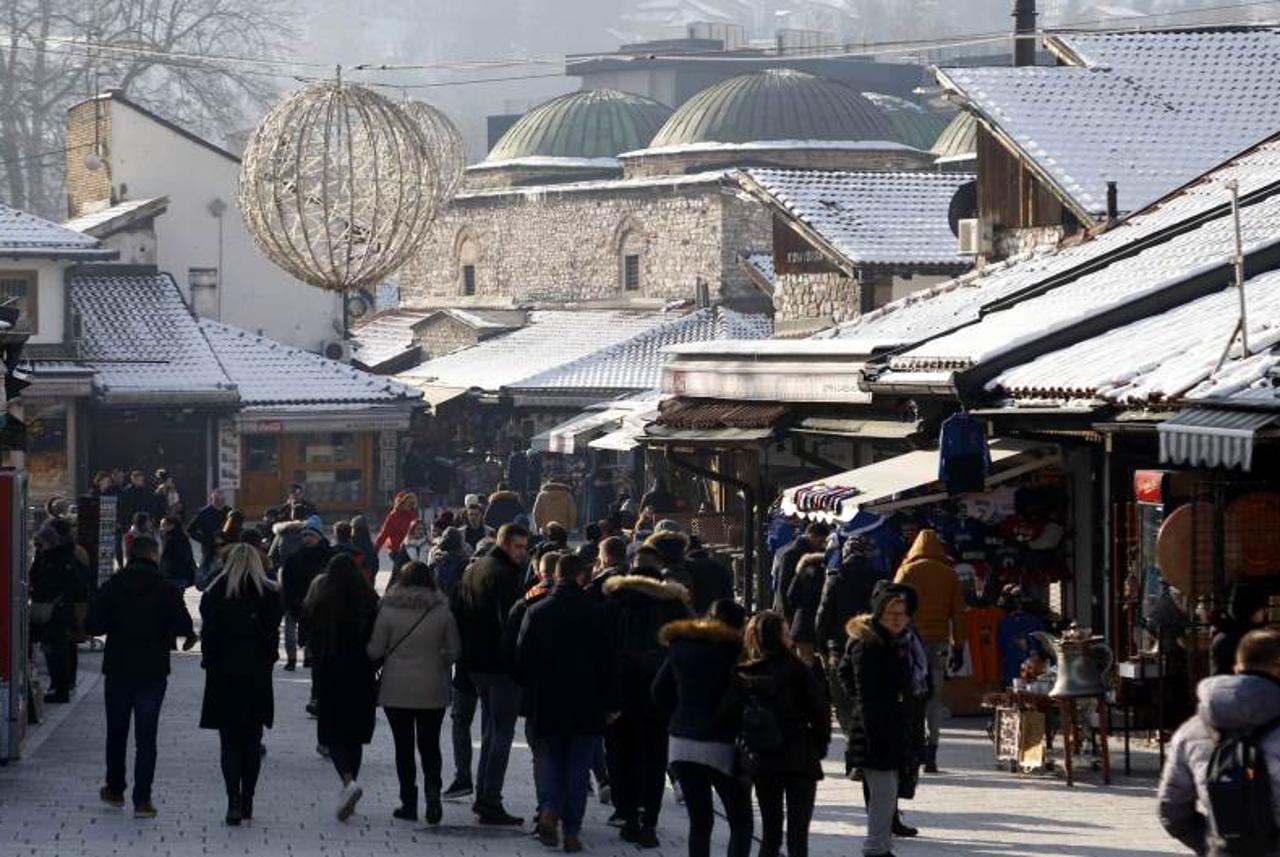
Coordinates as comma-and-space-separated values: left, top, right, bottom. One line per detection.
1158, 408, 1279, 472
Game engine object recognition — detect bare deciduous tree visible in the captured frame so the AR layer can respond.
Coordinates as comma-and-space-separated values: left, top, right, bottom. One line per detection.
0, 0, 294, 217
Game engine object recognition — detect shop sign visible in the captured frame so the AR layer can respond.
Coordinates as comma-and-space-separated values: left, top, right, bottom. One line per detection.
218, 419, 241, 489
253, 420, 285, 434
379, 431, 398, 491
665, 367, 869, 404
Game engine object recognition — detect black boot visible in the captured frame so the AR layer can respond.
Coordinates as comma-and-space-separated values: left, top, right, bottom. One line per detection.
394, 787, 419, 821
892, 811, 919, 837
425, 790, 442, 825
226, 790, 243, 826
924, 744, 939, 774
241, 792, 254, 822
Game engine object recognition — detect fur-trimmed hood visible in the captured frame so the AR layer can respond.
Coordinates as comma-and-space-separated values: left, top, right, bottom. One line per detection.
845, 614, 877, 643
538, 482, 572, 494
659, 618, 741, 647
380, 586, 446, 612
603, 573, 690, 604
273, 520, 304, 536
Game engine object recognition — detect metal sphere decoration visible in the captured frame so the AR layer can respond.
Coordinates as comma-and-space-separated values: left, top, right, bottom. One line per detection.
402, 100, 466, 205
238, 78, 440, 292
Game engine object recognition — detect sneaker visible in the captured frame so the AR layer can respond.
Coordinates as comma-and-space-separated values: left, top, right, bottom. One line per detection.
99, 786, 125, 808
336, 782, 363, 821
598, 783, 612, 806
477, 805, 522, 826
563, 834, 583, 854
635, 826, 659, 849
134, 802, 158, 819
606, 810, 626, 828
442, 779, 473, 800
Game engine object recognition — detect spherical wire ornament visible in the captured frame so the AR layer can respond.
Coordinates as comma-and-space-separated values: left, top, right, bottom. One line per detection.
237, 78, 441, 292
402, 100, 466, 204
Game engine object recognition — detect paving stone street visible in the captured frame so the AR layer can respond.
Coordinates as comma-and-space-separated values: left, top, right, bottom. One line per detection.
1, 589, 1182, 857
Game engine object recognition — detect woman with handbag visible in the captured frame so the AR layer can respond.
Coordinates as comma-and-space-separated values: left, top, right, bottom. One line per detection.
29, 520, 89, 704
198, 544, 283, 825
305, 554, 380, 821
366, 560, 460, 824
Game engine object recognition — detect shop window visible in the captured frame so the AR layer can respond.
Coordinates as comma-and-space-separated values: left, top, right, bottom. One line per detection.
623, 254, 640, 291
298, 432, 357, 464
462, 264, 476, 296
0, 271, 38, 332
245, 435, 279, 472
292, 468, 364, 504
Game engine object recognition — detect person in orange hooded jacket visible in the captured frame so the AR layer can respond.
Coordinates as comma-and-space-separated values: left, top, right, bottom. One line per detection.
375, 492, 420, 566
893, 529, 964, 773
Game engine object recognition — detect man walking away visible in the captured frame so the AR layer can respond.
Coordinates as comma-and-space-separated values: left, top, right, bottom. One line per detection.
603, 561, 692, 847
87, 534, 195, 818
1161, 628, 1280, 856
893, 529, 964, 773
589, 536, 628, 601
281, 519, 332, 676
453, 523, 530, 825
517, 554, 617, 853
189, 489, 229, 580
772, 523, 830, 621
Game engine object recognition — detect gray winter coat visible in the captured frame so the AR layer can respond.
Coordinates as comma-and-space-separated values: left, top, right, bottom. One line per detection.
366, 586, 460, 710
1158, 672, 1280, 856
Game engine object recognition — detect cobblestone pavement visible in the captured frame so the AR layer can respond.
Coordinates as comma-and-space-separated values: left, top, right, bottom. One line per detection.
1, 592, 1180, 857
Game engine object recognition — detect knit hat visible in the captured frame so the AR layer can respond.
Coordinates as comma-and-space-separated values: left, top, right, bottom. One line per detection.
655, 519, 683, 534
871, 580, 918, 618
301, 515, 325, 539
464, 493, 483, 509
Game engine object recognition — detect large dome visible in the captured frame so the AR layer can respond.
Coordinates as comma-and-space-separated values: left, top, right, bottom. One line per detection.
486, 89, 673, 162
860, 92, 949, 151
647, 69, 897, 149
931, 112, 978, 162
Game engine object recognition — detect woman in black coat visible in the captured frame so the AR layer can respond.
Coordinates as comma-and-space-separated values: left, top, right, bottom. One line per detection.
159, 516, 197, 590
199, 544, 283, 825
838, 581, 922, 857
29, 520, 89, 703
652, 599, 752, 857
304, 553, 380, 821
733, 611, 831, 857
785, 552, 826, 665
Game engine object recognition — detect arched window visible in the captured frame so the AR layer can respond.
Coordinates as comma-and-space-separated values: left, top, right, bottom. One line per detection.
618, 227, 645, 292
457, 234, 479, 296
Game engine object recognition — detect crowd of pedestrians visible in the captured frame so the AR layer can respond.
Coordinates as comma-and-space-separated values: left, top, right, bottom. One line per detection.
30, 476, 969, 857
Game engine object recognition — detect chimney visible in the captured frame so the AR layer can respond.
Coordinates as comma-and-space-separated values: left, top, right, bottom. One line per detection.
1013, 0, 1037, 67
1106, 181, 1118, 222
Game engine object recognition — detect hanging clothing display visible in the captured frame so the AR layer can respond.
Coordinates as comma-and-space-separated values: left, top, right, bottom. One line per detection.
938, 412, 990, 495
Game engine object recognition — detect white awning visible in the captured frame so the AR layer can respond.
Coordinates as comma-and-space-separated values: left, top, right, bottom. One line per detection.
1158, 407, 1279, 472
781, 437, 1060, 523
532, 408, 629, 454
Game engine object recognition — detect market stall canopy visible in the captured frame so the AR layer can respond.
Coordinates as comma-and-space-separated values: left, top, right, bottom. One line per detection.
781, 437, 1060, 523
532, 407, 629, 454
1158, 407, 1280, 472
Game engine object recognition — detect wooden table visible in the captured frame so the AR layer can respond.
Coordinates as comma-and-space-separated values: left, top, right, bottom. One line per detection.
983, 691, 1112, 786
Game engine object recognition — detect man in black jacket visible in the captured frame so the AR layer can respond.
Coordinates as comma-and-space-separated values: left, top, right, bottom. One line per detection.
453, 522, 530, 825
86, 535, 195, 818
685, 536, 734, 616
602, 564, 692, 847
187, 489, 229, 579
517, 554, 617, 852
771, 522, 830, 621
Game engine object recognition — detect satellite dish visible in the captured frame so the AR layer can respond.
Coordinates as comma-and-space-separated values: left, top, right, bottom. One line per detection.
948, 180, 978, 237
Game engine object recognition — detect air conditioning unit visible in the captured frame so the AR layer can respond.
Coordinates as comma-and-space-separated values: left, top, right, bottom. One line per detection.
322, 339, 353, 363
957, 218, 992, 256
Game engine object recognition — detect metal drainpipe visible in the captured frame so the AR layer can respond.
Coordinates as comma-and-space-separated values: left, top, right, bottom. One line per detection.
664, 449, 759, 612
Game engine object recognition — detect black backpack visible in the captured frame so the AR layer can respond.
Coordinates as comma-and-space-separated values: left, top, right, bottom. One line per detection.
1206, 716, 1280, 856
736, 681, 785, 775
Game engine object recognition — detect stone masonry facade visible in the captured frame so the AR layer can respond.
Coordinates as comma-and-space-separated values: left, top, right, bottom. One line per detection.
398, 179, 773, 308
414, 315, 482, 359
776, 271, 861, 328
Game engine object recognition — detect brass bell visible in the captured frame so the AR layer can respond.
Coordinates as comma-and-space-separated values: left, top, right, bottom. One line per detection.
1031, 631, 1113, 698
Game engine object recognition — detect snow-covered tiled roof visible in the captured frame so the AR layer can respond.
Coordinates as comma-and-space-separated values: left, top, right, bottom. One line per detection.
350, 309, 432, 370
509, 307, 772, 394
743, 169, 974, 267
988, 269, 1280, 406
938, 28, 1280, 218
69, 269, 235, 402
744, 253, 775, 288
199, 320, 421, 406
396, 309, 679, 392
1, 203, 116, 259
62, 197, 168, 237
886, 186, 1280, 377
817, 133, 1280, 351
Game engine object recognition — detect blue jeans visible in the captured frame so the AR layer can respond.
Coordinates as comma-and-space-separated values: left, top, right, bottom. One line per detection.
104, 676, 167, 807
542, 735, 597, 835
450, 679, 477, 786
471, 672, 521, 807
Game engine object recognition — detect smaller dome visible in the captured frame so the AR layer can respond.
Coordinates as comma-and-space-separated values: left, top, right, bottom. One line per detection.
648, 69, 897, 149
486, 89, 672, 162
931, 112, 978, 161
860, 92, 948, 151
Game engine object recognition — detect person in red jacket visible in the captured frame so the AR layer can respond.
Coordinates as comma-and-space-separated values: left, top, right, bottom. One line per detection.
375, 492, 420, 567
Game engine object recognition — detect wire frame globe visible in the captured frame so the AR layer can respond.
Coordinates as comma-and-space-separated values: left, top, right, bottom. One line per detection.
402, 100, 466, 204
238, 80, 440, 292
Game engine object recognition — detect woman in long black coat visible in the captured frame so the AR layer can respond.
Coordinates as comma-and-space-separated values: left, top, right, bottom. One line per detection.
199, 543, 283, 825
838, 581, 922, 857
159, 516, 197, 590
304, 553, 380, 821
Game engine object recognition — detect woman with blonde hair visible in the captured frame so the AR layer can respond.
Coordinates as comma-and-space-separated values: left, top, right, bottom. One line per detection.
199, 543, 283, 825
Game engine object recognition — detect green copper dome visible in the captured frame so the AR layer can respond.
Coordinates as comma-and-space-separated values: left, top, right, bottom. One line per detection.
861, 92, 949, 150
486, 89, 673, 162
931, 112, 978, 160
648, 69, 897, 149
